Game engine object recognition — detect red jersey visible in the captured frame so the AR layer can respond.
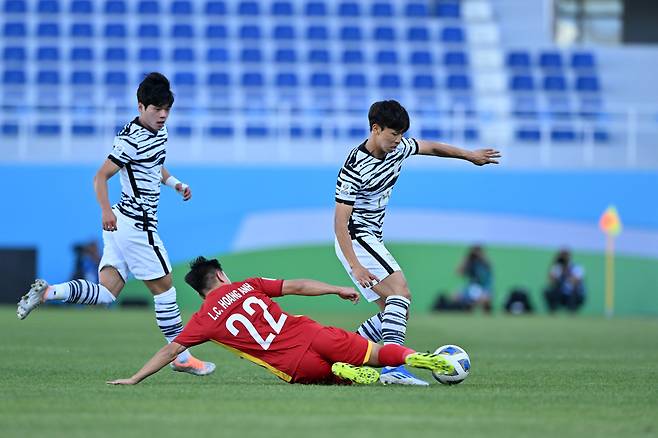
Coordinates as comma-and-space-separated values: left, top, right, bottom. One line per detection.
174, 278, 324, 382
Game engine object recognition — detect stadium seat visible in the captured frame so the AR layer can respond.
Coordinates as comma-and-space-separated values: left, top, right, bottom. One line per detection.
37, 0, 59, 14
2, 123, 20, 135
405, 3, 428, 17
3, 47, 25, 62
105, 71, 127, 86
446, 74, 471, 91
379, 74, 401, 89
347, 126, 367, 138
551, 127, 577, 142
139, 24, 160, 38
36, 47, 59, 62
571, 52, 596, 70
516, 127, 540, 142
306, 25, 328, 41
241, 48, 262, 63
71, 70, 94, 86
407, 26, 430, 41
275, 49, 297, 64
37, 70, 60, 85
374, 26, 396, 41
441, 27, 465, 43
245, 126, 269, 138
309, 49, 330, 64
71, 47, 93, 62
371, 2, 393, 16
207, 48, 229, 63
139, 48, 161, 62
539, 52, 562, 70
138, 0, 159, 14
3, 69, 26, 85
71, 124, 96, 135
69, 0, 94, 15
575, 76, 600, 92
105, 47, 127, 62
339, 2, 360, 17
272, 1, 293, 16
239, 25, 261, 40
207, 72, 230, 87
205, 1, 226, 15
444, 51, 468, 67
413, 74, 435, 89
340, 26, 362, 41
104, 0, 126, 14
4, 22, 26, 37
4, 0, 26, 13
344, 73, 367, 88
71, 23, 93, 38
376, 50, 398, 65
172, 24, 194, 39
342, 49, 363, 64
543, 75, 567, 92
36, 123, 61, 136
410, 50, 433, 66
420, 128, 443, 139
510, 75, 535, 91
173, 125, 192, 137
437, 1, 460, 18
506, 51, 531, 69
276, 72, 298, 88
171, 0, 192, 15
173, 48, 195, 62
37, 23, 59, 37
174, 72, 196, 86
310, 73, 332, 88
305, 2, 327, 16
273, 25, 295, 40
242, 72, 264, 87
238, 1, 259, 16
208, 125, 234, 137
105, 24, 126, 38
206, 25, 227, 39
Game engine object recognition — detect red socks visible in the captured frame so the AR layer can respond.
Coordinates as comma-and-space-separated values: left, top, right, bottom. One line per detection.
377, 344, 415, 367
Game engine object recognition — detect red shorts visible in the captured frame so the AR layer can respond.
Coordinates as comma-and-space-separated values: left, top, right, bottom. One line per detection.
292, 326, 372, 384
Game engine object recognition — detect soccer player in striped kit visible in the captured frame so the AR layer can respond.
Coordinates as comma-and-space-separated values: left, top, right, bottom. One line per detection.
334, 100, 500, 385
17, 73, 214, 376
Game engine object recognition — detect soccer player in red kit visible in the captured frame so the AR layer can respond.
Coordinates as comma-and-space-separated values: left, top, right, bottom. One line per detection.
108, 257, 453, 385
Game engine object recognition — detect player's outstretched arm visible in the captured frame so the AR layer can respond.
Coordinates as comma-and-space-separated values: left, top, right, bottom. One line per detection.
416, 140, 501, 166
161, 166, 192, 201
94, 159, 121, 231
107, 342, 187, 385
282, 280, 360, 304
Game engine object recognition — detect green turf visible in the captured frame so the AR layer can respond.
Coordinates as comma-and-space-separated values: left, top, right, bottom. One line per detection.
2, 307, 657, 438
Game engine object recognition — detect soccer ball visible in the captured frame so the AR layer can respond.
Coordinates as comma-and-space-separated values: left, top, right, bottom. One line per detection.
432, 344, 471, 385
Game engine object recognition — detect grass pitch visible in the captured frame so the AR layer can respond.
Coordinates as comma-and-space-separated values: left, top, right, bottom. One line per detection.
1, 307, 657, 438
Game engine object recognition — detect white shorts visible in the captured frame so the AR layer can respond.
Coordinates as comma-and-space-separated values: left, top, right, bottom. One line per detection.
99, 210, 172, 282
335, 235, 401, 303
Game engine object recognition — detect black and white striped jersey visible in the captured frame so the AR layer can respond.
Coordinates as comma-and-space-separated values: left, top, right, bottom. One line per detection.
107, 117, 167, 232
335, 137, 419, 240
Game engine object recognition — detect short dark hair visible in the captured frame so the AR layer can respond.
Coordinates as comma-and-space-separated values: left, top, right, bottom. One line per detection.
368, 100, 410, 133
184, 256, 223, 294
137, 72, 174, 109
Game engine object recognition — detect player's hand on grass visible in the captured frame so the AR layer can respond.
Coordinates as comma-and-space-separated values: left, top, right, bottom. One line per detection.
352, 265, 380, 289
337, 287, 360, 304
106, 378, 137, 385
102, 209, 118, 232
175, 183, 192, 201
469, 148, 501, 166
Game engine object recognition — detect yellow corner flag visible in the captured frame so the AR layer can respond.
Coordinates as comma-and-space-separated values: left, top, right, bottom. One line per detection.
599, 206, 622, 237
599, 206, 622, 317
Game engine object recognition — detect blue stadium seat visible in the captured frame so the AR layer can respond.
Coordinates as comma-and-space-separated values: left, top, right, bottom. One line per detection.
72, 124, 96, 136
406, 3, 428, 17
104, 24, 126, 38
3, 69, 26, 85
206, 48, 229, 63
344, 73, 367, 88
593, 130, 610, 143
238, 1, 259, 15
379, 74, 401, 89
575, 76, 600, 92
420, 128, 444, 139
241, 48, 262, 63
348, 126, 367, 138
276, 72, 298, 87
173, 48, 195, 62
2, 123, 20, 136
306, 25, 328, 41
410, 50, 433, 66
510, 75, 535, 91
71, 70, 94, 85
539, 52, 562, 69
376, 50, 398, 65
464, 127, 479, 141
138, 0, 159, 14
339, 2, 360, 17
37, 0, 59, 14
446, 74, 471, 90
173, 125, 192, 137
139, 48, 161, 62
273, 25, 295, 40
441, 27, 465, 43
374, 26, 396, 41
4, 22, 26, 37
245, 126, 269, 138
138, 24, 160, 38
3, 47, 25, 62
407, 26, 429, 41
71, 23, 93, 37
437, 1, 460, 18
105, 47, 127, 62
71, 0, 92, 13
242, 72, 264, 87
342, 49, 363, 64
207, 72, 230, 87
171, 0, 192, 15
272, 1, 293, 16
37, 23, 59, 37
305, 2, 327, 16
310, 73, 332, 88
239, 25, 261, 40
507, 51, 531, 69
371, 2, 393, 16
205, 1, 226, 15
104, 0, 126, 14
206, 25, 227, 39
36, 46, 59, 61
37, 70, 60, 85
340, 26, 362, 41
4, 1, 26, 13
444, 51, 468, 67
275, 48, 297, 63
208, 125, 234, 137
105, 71, 127, 86
309, 49, 330, 64
172, 24, 194, 39
516, 127, 540, 142
551, 127, 577, 142
571, 52, 596, 70
174, 72, 196, 86
413, 74, 435, 90
544, 75, 567, 92
71, 47, 93, 62
36, 123, 61, 136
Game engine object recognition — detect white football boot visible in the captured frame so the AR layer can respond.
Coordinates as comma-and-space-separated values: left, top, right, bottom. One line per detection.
17, 279, 49, 320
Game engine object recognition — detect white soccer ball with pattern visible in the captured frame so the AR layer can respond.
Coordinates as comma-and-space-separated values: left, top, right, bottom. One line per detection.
432, 344, 471, 385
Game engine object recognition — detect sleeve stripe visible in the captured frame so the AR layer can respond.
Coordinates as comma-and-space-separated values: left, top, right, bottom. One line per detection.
335, 198, 355, 205
107, 155, 125, 168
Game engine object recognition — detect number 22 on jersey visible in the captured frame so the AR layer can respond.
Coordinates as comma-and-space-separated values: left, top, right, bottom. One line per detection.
225, 297, 288, 350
